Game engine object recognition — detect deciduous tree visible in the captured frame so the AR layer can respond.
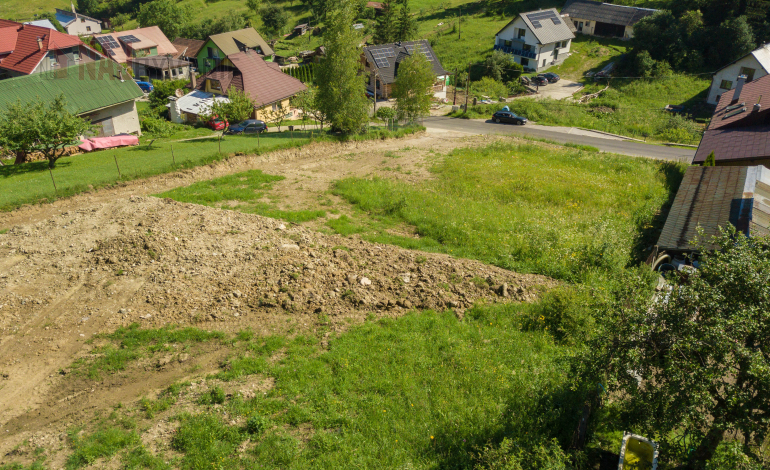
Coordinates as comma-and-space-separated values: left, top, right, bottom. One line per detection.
392, 50, 434, 122
581, 228, 770, 468
138, 0, 191, 41
260, 4, 290, 39
203, 88, 256, 131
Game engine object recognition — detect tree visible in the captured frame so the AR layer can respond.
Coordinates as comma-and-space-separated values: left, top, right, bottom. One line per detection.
395, 0, 416, 41
262, 104, 287, 131
316, 1, 370, 133
581, 228, 770, 468
704, 151, 716, 166
246, 0, 261, 14
260, 4, 290, 39
374, 1, 397, 43
77, 0, 99, 17
0, 96, 90, 168
110, 12, 131, 30
138, 0, 190, 41
392, 50, 434, 123
36, 12, 66, 33
204, 88, 256, 131
483, 50, 522, 83
148, 79, 190, 110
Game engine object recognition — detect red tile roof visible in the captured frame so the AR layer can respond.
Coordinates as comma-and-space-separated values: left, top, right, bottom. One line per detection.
693, 125, 770, 164
196, 50, 306, 108
0, 22, 85, 74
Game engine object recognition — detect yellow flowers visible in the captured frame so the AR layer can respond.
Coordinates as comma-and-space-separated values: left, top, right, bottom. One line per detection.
539, 315, 545, 321
430, 435, 434, 439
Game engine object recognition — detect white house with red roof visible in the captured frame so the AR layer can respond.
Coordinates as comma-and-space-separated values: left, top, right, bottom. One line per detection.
0, 19, 104, 79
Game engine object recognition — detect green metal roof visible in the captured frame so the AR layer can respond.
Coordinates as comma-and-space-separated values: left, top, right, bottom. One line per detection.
0, 60, 143, 115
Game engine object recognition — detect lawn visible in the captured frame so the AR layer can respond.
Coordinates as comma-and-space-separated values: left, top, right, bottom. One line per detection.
0, 126, 419, 212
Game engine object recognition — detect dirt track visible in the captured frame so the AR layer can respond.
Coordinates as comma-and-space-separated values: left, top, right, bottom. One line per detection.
0, 130, 553, 461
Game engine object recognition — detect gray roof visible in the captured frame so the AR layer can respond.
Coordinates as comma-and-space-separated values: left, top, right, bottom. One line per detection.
362, 40, 448, 85
499, 9, 575, 45
24, 19, 57, 30
657, 166, 770, 252
561, 0, 657, 27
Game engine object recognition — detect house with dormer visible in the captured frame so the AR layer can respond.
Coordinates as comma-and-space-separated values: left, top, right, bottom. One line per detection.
195, 28, 274, 74
93, 27, 191, 80
0, 19, 104, 79
494, 8, 574, 72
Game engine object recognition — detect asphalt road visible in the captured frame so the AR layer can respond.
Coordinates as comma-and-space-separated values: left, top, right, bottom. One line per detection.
423, 116, 696, 162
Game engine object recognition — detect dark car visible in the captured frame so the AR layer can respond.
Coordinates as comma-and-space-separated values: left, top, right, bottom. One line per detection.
134, 79, 154, 93
226, 119, 268, 134
540, 72, 560, 83
492, 111, 527, 125
531, 76, 549, 87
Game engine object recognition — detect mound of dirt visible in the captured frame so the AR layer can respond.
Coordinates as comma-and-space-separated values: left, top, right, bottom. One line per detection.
0, 195, 554, 450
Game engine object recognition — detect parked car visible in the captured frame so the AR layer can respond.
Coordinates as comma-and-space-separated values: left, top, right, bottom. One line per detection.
134, 79, 154, 93
207, 116, 229, 131
492, 111, 527, 125
540, 72, 560, 83
226, 119, 268, 134
531, 76, 549, 87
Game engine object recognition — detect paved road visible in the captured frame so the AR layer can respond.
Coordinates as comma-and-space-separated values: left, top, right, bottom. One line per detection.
423, 116, 696, 162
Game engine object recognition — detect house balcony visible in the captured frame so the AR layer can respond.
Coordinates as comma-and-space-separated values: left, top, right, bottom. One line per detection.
494, 44, 536, 60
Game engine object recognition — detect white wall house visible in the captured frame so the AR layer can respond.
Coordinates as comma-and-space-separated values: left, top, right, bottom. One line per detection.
707, 44, 770, 105
55, 8, 102, 36
561, 0, 656, 40
494, 9, 575, 72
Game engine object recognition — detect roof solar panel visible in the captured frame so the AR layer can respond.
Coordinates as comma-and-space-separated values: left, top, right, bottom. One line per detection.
118, 35, 140, 44
532, 20, 542, 28
552, 18, 561, 24
374, 57, 389, 67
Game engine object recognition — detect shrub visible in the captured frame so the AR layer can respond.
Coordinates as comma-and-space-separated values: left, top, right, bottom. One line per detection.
198, 386, 226, 405
246, 414, 271, 435
473, 77, 509, 100
140, 116, 176, 137
474, 437, 571, 470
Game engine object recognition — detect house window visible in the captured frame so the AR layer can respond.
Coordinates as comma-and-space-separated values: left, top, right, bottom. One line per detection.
517, 28, 526, 39
521, 58, 529, 67
739, 67, 756, 81
86, 26, 91, 32
585, 21, 590, 26
504, 40, 512, 47
523, 44, 532, 51
542, 59, 546, 67
720, 80, 733, 90
72, 48, 80, 61
208, 47, 219, 58
80, 18, 85, 23
178, 67, 183, 75
48, 51, 56, 66
171, 68, 177, 76
272, 103, 279, 111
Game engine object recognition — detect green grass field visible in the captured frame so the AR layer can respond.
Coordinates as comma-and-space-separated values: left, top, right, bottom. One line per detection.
0, 126, 419, 212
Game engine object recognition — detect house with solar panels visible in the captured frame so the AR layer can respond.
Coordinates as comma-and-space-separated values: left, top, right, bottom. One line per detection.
93, 27, 191, 81
362, 40, 450, 99
54, 8, 102, 36
494, 8, 575, 72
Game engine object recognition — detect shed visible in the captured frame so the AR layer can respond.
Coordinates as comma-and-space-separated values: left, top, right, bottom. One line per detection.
294, 24, 309, 35
561, 0, 656, 38
656, 166, 770, 254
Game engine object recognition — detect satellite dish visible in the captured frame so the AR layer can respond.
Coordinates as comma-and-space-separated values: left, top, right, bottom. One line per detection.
175, 89, 184, 98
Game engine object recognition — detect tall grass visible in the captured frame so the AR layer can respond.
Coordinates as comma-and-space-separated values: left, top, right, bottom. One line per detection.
332, 141, 683, 286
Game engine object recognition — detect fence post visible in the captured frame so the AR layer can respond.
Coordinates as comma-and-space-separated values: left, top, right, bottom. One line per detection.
114, 153, 122, 179
171, 144, 175, 165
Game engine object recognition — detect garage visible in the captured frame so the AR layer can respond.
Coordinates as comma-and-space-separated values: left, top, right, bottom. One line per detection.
593, 22, 625, 38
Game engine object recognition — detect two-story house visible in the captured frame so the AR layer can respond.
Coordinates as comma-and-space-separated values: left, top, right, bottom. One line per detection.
54, 8, 102, 36
494, 9, 575, 72
361, 40, 449, 99
0, 20, 104, 79
706, 44, 770, 105
94, 27, 191, 80
194, 28, 274, 74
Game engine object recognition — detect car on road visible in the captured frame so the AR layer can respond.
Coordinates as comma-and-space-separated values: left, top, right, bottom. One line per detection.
226, 119, 268, 134
540, 72, 560, 83
531, 76, 549, 87
134, 79, 154, 93
492, 111, 527, 125
207, 116, 229, 131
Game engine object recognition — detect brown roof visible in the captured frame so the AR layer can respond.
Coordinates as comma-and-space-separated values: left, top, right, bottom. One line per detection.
94, 27, 177, 64
195, 50, 306, 107
367, 2, 384, 8
695, 74, 770, 164
657, 165, 770, 252
208, 28, 273, 57
172, 38, 206, 59
129, 56, 190, 68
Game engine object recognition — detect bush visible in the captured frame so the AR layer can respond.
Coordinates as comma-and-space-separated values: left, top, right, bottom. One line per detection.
246, 414, 271, 435
198, 386, 226, 405
473, 77, 509, 100
140, 116, 176, 137
524, 287, 596, 345
474, 438, 571, 470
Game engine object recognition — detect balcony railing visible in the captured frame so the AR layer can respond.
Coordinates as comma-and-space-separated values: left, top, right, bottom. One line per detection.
494, 44, 536, 59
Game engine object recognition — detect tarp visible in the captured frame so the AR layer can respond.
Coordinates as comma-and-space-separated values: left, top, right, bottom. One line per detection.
78, 135, 140, 152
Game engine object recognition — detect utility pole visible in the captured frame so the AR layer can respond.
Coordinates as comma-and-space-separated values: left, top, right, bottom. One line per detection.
464, 62, 470, 113
373, 70, 378, 117
453, 67, 458, 105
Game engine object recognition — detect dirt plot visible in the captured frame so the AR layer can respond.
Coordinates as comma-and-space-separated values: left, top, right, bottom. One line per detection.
0, 131, 553, 459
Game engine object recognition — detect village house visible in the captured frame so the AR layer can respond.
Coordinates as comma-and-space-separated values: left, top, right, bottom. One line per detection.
94, 27, 191, 80
362, 40, 449, 99
706, 44, 770, 105
169, 50, 306, 123
54, 7, 102, 36
0, 20, 104, 79
494, 9, 575, 72
694, 73, 770, 168
195, 28, 274, 74
560, 0, 656, 39
172, 38, 207, 69
653, 165, 770, 264
0, 60, 143, 137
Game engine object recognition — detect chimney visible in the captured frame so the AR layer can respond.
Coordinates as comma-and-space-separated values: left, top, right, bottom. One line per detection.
118, 68, 124, 82
733, 74, 747, 103
755, 95, 763, 112
37, 37, 43, 50
191, 71, 197, 89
